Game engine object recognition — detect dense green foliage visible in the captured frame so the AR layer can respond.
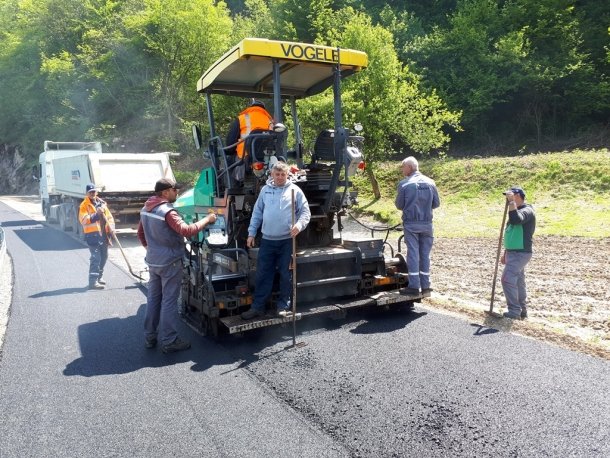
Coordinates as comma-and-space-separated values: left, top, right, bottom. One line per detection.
351, 149, 610, 237
0, 0, 608, 167
404, 0, 610, 147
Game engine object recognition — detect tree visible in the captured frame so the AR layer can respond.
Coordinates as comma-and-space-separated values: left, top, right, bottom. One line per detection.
405, 0, 609, 147
122, 0, 233, 148
296, 9, 460, 198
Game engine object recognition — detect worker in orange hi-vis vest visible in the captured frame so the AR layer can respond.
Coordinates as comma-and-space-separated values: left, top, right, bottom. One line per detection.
225, 99, 274, 180
79, 183, 115, 289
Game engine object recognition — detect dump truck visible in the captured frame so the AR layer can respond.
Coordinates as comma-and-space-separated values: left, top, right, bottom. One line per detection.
37, 141, 175, 235
176, 38, 426, 337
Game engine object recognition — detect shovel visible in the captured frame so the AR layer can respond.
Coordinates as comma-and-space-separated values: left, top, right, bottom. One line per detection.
279, 188, 306, 349
112, 232, 146, 281
487, 199, 509, 315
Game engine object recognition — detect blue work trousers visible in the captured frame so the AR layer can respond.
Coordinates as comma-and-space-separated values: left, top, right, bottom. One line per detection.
144, 259, 182, 345
403, 223, 434, 290
501, 251, 532, 316
252, 238, 292, 312
88, 241, 108, 286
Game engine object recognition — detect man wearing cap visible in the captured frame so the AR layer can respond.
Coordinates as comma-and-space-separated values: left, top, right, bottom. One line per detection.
137, 178, 217, 353
395, 156, 441, 296
79, 183, 115, 289
501, 187, 536, 319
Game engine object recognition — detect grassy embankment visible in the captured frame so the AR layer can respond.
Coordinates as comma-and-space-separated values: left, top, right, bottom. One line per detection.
351, 149, 610, 238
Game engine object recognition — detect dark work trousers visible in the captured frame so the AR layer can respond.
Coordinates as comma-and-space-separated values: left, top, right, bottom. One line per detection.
144, 259, 182, 346
251, 238, 292, 312
403, 223, 434, 290
88, 241, 109, 286
501, 251, 532, 316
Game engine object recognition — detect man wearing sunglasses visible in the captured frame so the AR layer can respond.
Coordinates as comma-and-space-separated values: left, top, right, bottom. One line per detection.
138, 178, 217, 354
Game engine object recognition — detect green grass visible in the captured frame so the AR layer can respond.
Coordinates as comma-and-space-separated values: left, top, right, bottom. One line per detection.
351, 149, 610, 238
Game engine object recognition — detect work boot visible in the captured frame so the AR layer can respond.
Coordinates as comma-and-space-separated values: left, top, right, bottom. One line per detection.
145, 336, 157, 349
97, 277, 106, 285
161, 337, 191, 354
403, 287, 420, 296
241, 308, 264, 320
89, 282, 105, 290
520, 308, 528, 319
276, 306, 291, 317
421, 288, 433, 297
503, 312, 521, 320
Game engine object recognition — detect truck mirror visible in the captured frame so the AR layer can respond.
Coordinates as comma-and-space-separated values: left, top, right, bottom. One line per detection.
32, 165, 39, 181
192, 124, 202, 150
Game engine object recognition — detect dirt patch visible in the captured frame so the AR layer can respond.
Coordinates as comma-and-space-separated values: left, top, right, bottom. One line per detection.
422, 236, 609, 359
340, 218, 610, 359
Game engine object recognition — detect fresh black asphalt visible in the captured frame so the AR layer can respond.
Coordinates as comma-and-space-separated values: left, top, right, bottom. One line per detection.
1, 201, 609, 457
0, 203, 347, 457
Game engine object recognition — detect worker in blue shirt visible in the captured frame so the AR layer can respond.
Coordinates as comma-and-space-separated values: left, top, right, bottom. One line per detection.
395, 156, 441, 296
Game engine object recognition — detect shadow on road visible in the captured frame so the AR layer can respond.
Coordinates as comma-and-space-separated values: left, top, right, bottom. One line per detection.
30, 283, 145, 299
215, 306, 427, 374
30, 286, 90, 298
470, 323, 500, 336
63, 305, 234, 377
64, 302, 430, 378
350, 309, 427, 334
0, 219, 44, 228
13, 224, 82, 251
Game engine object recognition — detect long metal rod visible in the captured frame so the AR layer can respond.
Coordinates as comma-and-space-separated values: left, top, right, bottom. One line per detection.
272, 59, 283, 123
205, 92, 216, 139
291, 188, 297, 347
333, 47, 342, 129
489, 200, 509, 313
112, 232, 145, 281
290, 97, 303, 168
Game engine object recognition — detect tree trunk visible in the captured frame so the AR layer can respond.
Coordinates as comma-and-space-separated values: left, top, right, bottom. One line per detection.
366, 167, 381, 199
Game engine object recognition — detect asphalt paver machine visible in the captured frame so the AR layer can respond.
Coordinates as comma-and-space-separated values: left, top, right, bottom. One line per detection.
176, 38, 425, 337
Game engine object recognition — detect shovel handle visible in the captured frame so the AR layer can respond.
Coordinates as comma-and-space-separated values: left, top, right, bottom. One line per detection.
291, 189, 298, 347
489, 200, 509, 313
112, 232, 146, 281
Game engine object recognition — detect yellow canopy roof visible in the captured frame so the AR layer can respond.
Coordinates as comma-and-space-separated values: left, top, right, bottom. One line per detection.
197, 38, 368, 98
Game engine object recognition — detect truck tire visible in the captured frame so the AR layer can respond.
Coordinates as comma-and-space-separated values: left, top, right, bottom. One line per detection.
201, 315, 219, 339
72, 210, 82, 239
64, 203, 77, 233
59, 208, 69, 231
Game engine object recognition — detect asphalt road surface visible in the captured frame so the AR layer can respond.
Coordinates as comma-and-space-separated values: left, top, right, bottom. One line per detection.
1, 200, 609, 457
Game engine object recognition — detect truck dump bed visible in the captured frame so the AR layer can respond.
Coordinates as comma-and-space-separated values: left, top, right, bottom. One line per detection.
40, 141, 175, 228
52, 152, 173, 197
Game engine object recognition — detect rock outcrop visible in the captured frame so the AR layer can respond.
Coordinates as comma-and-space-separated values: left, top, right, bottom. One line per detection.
0, 144, 36, 195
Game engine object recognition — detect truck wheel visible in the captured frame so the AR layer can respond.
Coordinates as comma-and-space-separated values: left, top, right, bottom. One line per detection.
73, 211, 82, 238
202, 315, 219, 339
59, 208, 68, 231
66, 205, 78, 234
67, 206, 74, 231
